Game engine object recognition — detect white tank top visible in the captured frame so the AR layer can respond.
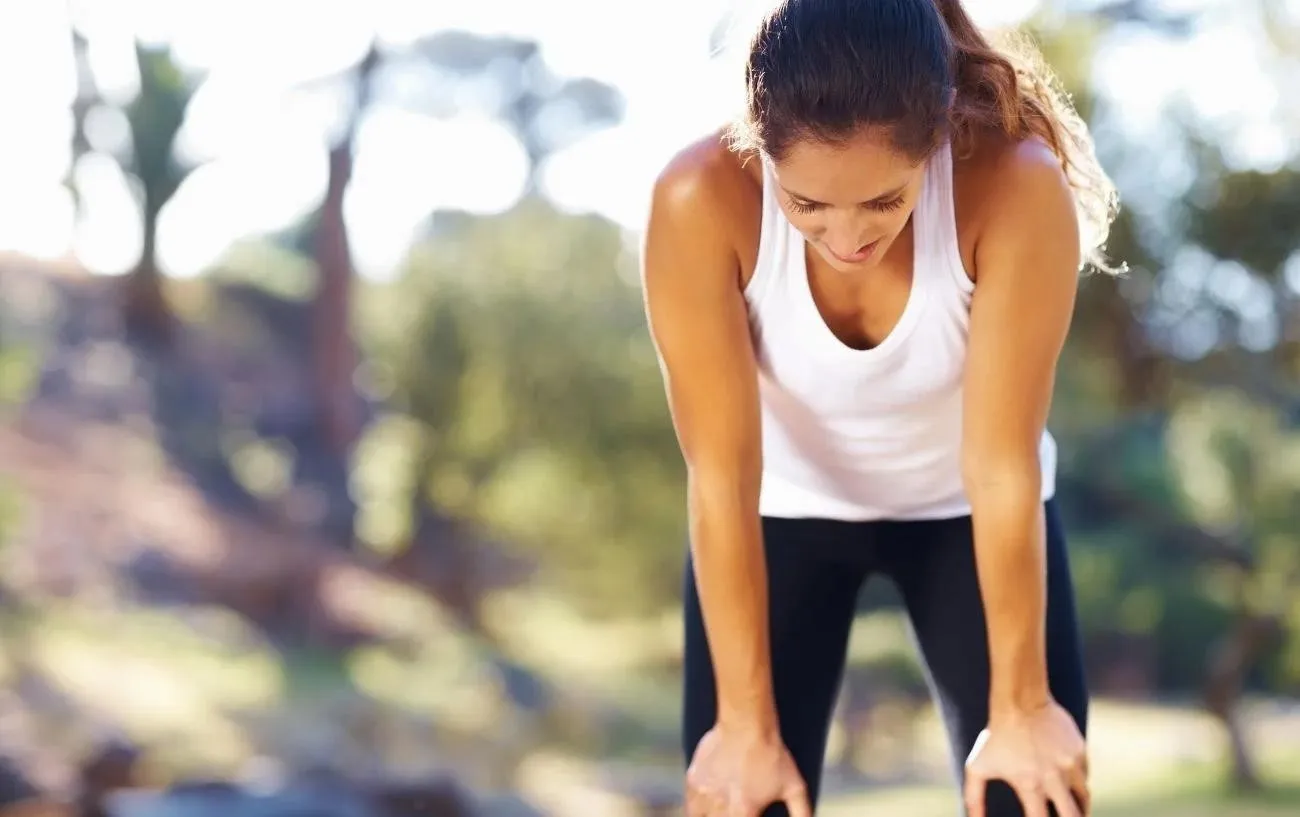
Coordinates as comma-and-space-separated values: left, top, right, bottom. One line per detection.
744, 142, 1057, 521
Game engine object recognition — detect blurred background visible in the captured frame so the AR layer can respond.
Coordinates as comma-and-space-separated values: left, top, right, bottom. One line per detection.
0, 0, 1296, 815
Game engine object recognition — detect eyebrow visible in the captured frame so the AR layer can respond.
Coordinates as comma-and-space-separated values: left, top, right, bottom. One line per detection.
781, 184, 907, 206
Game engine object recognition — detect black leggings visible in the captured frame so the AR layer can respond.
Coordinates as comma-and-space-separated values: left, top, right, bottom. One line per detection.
682, 499, 1088, 816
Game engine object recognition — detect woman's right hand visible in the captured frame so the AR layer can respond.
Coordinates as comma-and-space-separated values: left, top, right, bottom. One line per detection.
685, 722, 813, 817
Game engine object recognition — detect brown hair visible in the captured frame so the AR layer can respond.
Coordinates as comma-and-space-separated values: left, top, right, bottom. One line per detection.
728, 0, 1121, 273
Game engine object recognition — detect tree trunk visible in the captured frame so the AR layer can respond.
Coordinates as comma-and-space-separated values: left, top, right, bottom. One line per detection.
1100, 276, 1165, 408
395, 500, 487, 635
309, 44, 381, 457
122, 202, 173, 344
311, 141, 360, 454
1203, 611, 1280, 792
66, 30, 96, 222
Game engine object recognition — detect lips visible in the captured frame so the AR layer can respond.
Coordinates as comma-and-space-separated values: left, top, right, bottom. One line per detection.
829, 239, 879, 264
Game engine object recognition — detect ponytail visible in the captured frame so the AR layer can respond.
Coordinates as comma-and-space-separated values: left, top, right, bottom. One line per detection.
933, 0, 1122, 273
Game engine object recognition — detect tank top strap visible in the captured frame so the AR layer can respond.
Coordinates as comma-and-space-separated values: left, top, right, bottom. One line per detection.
916, 141, 975, 297
743, 157, 787, 307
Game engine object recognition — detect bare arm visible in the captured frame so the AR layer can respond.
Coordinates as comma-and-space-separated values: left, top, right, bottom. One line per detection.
641, 147, 777, 736
962, 141, 1081, 718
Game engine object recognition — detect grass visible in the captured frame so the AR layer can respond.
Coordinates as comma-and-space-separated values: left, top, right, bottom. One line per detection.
820, 786, 1300, 817
0, 596, 558, 785
1100, 788, 1300, 817
489, 598, 1300, 815
1, 601, 283, 773
5, 590, 1299, 817
819, 748, 1300, 817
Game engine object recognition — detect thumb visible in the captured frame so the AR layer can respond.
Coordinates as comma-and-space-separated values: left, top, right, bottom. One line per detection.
781, 770, 813, 817
783, 786, 813, 817
963, 770, 987, 817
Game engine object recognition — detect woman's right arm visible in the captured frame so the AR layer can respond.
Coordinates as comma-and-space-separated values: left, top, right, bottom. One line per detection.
640, 145, 777, 738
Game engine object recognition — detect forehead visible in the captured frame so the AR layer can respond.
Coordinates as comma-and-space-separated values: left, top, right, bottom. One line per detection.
770, 130, 923, 204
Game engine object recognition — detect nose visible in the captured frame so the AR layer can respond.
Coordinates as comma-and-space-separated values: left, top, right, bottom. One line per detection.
821, 211, 871, 258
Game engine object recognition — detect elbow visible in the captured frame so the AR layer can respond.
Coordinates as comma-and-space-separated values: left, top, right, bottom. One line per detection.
961, 448, 1042, 508
684, 439, 760, 499
685, 454, 760, 528
684, 468, 760, 559
687, 464, 758, 513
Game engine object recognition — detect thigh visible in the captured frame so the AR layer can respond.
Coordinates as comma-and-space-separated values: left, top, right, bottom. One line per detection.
884, 500, 1089, 817
682, 517, 872, 815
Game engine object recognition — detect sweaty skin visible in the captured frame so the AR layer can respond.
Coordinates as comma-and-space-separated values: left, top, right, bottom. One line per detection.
642, 126, 1083, 817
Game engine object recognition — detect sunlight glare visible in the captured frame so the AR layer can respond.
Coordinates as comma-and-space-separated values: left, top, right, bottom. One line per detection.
345, 109, 528, 279
72, 153, 143, 275
158, 132, 329, 278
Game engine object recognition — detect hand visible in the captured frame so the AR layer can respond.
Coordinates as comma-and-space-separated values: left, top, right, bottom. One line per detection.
964, 701, 1089, 817
686, 722, 812, 817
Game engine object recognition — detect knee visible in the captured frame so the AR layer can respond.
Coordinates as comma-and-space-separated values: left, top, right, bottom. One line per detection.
966, 779, 1082, 817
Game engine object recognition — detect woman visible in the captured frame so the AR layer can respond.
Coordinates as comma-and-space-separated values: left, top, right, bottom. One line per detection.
640, 0, 1119, 815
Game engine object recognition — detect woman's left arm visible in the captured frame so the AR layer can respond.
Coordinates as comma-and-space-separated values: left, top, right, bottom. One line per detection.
961, 140, 1087, 817
963, 140, 1078, 717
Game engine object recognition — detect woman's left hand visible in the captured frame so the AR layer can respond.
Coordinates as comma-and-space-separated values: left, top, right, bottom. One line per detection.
963, 700, 1088, 817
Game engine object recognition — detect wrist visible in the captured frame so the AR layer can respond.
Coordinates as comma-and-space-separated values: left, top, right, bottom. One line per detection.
985, 618, 1050, 721
716, 703, 781, 740
989, 681, 1052, 723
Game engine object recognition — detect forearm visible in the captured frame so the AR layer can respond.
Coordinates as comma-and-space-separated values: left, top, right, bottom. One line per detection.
966, 471, 1051, 718
687, 473, 777, 734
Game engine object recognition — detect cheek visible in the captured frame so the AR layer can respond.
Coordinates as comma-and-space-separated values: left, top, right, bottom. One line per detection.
881, 208, 914, 238
868, 200, 920, 242
782, 208, 823, 236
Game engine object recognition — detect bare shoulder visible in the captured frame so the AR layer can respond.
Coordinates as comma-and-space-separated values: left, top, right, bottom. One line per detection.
957, 134, 1075, 223
952, 132, 1080, 279
653, 127, 760, 213
648, 128, 763, 284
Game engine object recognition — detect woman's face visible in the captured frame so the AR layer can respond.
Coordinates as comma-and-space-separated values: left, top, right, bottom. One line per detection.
770, 129, 928, 272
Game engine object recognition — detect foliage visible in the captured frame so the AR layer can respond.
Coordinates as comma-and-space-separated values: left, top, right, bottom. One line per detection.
362, 201, 686, 616
124, 44, 198, 225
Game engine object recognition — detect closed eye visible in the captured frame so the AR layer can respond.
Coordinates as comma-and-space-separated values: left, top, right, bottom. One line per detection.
787, 198, 821, 216
786, 196, 906, 215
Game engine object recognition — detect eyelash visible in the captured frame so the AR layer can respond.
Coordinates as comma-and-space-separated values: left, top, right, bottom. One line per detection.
788, 197, 906, 215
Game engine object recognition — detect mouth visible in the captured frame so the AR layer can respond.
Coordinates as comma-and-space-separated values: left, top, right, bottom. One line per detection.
828, 239, 880, 265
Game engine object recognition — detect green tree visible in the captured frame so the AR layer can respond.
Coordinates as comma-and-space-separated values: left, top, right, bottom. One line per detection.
338, 33, 630, 625
120, 43, 203, 343
361, 201, 683, 622
285, 29, 625, 506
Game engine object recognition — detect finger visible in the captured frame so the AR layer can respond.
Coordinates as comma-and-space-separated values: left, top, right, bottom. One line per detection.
1046, 775, 1083, 817
1068, 765, 1091, 816
683, 793, 704, 817
1075, 788, 1092, 817
962, 771, 986, 817
719, 791, 750, 817
783, 782, 814, 817
1010, 781, 1050, 817
684, 792, 708, 817
684, 786, 716, 817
